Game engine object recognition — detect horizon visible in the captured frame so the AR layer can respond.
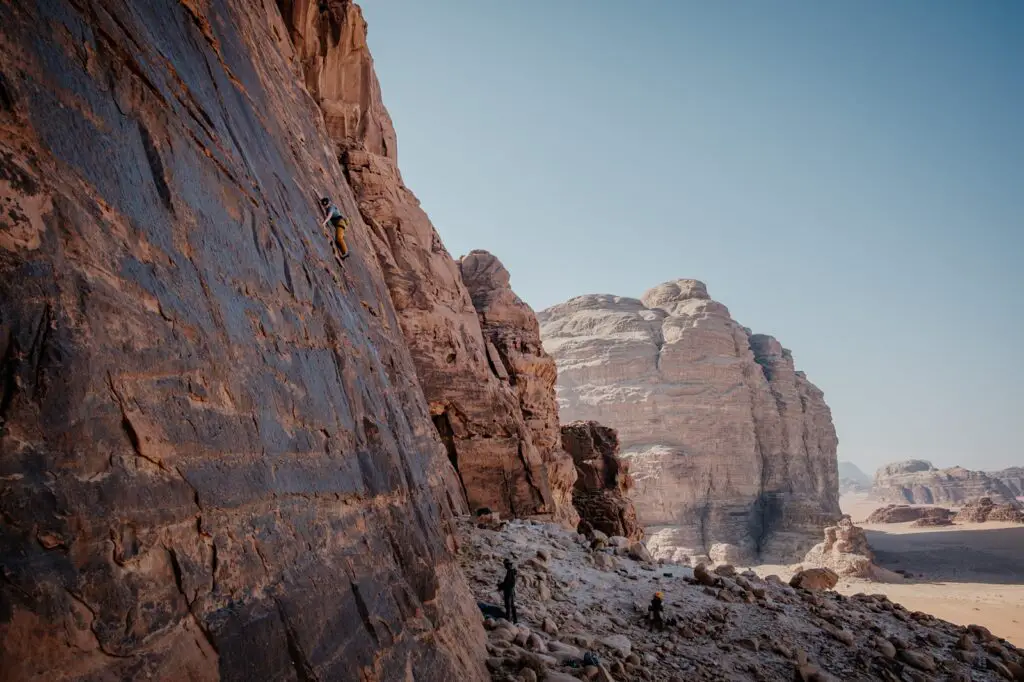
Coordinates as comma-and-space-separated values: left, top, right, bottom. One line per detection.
361, 0, 1024, 473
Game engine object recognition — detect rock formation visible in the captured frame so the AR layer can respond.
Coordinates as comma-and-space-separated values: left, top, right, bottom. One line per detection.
539, 280, 840, 562
866, 505, 954, 526
560, 421, 642, 540
458, 250, 578, 528
0, 1, 496, 678
275, 2, 572, 523
872, 460, 1016, 505
838, 460, 872, 494
990, 466, 1024, 498
801, 517, 877, 578
953, 498, 1024, 524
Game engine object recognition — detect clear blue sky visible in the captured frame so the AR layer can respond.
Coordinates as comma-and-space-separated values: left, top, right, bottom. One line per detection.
360, 1, 1024, 474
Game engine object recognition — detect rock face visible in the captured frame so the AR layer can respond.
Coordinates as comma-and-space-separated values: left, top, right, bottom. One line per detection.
458, 250, 578, 528
802, 517, 877, 578
0, 1, 491, 679
990, 467, 1024, 498
277, 2, 569, 523
866, 505, 953, 525
560, 421, 642, 540
873, 460, 1016, 505
953, 498, 1024, 524
838, 461, 872, 494
539, 280, 840, 562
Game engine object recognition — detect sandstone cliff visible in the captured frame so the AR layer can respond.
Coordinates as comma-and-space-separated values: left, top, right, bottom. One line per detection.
458, 250, 578, 528
0, 1, 489, 679
539, 280, 840, 563
276, 2, 571, 523
872, 460, 1016, 505
560, 420, 643, 540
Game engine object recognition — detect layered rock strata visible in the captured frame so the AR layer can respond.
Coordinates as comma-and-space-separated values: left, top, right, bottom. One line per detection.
276, 1, 569, 522
953, 498, 1024, 524
539, 280, 840, 562
872, 460, 1016, 505
560, 421, 643, 540
0, 1, 491, 679
866, 505, 954, 525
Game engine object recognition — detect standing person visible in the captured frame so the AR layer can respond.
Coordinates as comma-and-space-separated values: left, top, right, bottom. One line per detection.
319, 196, 350, 260
648, 592, 665, 631
497, 558, 518, 624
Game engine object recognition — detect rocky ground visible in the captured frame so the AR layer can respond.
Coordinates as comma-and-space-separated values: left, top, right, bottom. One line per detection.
457, 517, 1024, 681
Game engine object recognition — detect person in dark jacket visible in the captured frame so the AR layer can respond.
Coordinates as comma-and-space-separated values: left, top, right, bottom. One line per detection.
497, 558, 518, 624
648, 591, 665, 631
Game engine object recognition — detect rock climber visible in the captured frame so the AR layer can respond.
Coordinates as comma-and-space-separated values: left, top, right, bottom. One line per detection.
497, 557, 518, 624
319, 196, 350, 260
648, 591, 665, 631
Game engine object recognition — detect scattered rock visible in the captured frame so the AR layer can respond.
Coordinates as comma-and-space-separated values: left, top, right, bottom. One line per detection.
599, 634, 632, 658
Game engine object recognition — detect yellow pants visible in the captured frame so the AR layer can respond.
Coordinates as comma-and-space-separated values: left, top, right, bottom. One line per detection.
334, 222, 348, 256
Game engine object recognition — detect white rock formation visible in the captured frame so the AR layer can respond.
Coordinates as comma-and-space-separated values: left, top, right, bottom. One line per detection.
538, 279, 840, 562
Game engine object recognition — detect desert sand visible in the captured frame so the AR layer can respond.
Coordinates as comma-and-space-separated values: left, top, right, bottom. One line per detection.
755, 494, 1024, 646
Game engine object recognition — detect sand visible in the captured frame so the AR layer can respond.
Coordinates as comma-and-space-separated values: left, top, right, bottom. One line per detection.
756, 496, 1024, 646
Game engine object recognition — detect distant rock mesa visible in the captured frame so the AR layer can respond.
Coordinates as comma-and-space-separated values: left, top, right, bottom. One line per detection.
539, 279, 840, 563
872, 460, 1016, 505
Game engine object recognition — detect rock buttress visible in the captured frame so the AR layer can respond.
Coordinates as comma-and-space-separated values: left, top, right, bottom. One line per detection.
539, 279, 840, 563
458, 250, 579, 528
560, 421, 643, 540
0, 1, 485, 679
276, 2, 571, 522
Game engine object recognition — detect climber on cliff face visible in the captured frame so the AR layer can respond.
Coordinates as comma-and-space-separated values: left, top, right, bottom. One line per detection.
319, 196, 350, 260
648, 591, 665, 631
497, 558, 518, 624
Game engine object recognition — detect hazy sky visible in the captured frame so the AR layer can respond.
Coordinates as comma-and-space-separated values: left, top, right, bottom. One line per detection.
359, 1, 1024, 474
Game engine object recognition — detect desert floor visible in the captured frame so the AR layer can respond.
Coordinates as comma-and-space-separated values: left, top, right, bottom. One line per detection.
756, 494, 1024, 646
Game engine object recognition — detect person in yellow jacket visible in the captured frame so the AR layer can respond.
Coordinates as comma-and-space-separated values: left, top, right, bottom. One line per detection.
319, 196, 350, 260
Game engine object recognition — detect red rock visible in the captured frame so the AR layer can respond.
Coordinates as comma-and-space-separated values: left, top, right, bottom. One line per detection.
789, 568, 839, 591
283, 1, 571, 524
560, 421, 643, 540
0, 1, 488, 678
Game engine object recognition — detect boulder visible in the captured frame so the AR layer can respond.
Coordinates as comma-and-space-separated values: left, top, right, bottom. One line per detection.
790, 568, 839, 591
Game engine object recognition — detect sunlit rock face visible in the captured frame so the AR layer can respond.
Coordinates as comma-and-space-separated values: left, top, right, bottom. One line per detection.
540, 280, 840, 563
0, 1, 488, 679
873, 460, 1017, 505
279, 0, 573, 525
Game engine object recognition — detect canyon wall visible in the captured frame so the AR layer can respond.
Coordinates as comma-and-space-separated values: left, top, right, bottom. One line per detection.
276, 1, 571, 522
539, 280, 840, 563
872, 460, 1016, 505
0, 1, 487, 679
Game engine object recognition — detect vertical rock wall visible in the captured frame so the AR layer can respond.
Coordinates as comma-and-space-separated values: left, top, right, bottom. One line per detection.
458, 250, 579, 528
0, 0, 485, 679
275, 1, 571, 522
539, 279, 840, 562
